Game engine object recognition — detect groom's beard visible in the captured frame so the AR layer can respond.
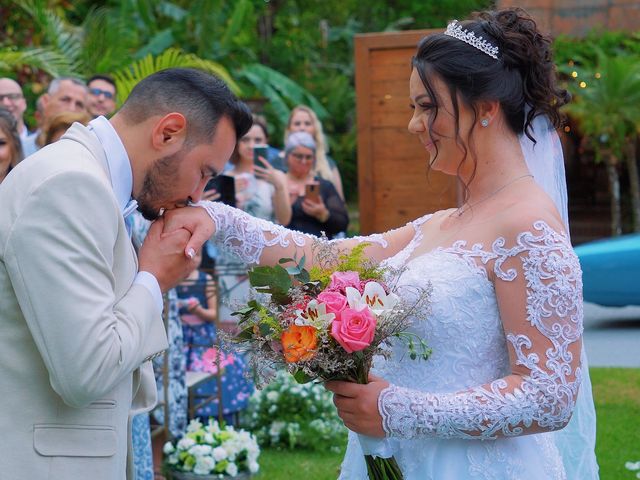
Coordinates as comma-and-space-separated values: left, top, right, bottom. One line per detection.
136, 152, 188, 221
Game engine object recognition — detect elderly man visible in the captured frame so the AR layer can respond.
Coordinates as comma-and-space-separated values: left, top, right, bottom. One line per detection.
22, 76, 88, 157
87, 74, 117, 118
0, 78, 29, 141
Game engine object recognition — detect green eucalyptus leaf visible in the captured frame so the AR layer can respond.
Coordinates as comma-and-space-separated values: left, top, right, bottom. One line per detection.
293, 370, 313, 384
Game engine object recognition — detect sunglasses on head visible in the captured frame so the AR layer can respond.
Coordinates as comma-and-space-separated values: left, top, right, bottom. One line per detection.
89, 88, 114, 100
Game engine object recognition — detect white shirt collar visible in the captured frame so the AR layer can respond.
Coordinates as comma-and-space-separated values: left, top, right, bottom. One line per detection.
88, 116, 137, 215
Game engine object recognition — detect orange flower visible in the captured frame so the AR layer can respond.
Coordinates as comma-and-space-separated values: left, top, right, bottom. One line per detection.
281, 325, 318, 363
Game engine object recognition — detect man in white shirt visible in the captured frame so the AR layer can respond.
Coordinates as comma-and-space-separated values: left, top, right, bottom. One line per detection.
0, 68, 252, 479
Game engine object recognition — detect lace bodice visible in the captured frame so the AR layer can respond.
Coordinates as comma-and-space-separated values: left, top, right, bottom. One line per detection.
377, 219, 583, 441
198, 201, 583, 443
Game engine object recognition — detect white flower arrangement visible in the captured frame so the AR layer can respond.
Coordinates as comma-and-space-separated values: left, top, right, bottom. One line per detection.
164, 418, 260, 477
242, 370, 347, 452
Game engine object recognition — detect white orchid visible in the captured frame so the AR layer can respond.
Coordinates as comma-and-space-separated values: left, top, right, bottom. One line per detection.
345, 282, 399, 315
294, 300, 335, 328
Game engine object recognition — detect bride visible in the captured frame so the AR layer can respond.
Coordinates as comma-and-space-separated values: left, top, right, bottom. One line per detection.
164, 7, 598, 479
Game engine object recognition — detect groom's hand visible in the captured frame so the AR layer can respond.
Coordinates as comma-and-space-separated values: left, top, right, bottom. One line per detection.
325, 374, 389, 437
139, 217, 197, 292
162, 206, 215, 259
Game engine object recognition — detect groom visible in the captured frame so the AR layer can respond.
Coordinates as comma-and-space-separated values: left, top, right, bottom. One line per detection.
0, 68, 251, 479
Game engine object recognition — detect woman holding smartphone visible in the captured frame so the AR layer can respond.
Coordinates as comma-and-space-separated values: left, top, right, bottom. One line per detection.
222, 115, 291, 225
284, 131, 349, 238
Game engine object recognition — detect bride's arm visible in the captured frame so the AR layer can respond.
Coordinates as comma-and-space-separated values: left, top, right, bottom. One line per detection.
328, 218, 583, 440
162, 201, 421, 267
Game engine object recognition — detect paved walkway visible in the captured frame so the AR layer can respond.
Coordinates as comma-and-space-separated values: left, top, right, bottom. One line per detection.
583, 302, 640, 368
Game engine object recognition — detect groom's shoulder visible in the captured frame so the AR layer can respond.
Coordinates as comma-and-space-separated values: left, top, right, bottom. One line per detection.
7, 138, 108, 195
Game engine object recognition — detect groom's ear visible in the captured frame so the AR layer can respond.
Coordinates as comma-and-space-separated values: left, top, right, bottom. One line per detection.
150, 112, 187, 154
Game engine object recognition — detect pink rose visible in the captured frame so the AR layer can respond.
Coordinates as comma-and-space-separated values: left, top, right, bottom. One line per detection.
317, 290, 348, 316
328, 271, 361, 293
330, 307, 377, 353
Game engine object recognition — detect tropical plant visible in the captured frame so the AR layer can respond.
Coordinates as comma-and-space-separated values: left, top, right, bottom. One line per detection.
561, 49, 640, 235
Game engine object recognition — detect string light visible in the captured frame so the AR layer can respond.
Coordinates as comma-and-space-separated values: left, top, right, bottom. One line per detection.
571, 71, 578, 78
595, 72, 601, 79
579, 81, 587, 88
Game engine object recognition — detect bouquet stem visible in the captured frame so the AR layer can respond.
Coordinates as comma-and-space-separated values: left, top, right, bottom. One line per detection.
365, 455, 403, 480
355, 362, 404, 480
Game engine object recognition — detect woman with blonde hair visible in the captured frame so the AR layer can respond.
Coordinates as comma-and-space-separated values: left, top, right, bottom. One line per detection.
284, 105, 345, 199
38, 110, 92, 147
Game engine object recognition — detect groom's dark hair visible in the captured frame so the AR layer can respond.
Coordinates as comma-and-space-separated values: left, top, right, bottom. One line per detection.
119, 68, 252, 146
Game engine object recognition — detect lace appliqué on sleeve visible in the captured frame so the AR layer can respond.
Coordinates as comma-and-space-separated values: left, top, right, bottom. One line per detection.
379, 221, 583, 440
195, 201, 392, 265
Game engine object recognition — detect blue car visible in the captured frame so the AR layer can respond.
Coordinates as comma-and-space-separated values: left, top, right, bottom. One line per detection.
575, 233, 640, 307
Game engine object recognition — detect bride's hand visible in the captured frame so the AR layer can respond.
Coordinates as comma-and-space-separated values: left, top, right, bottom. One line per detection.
162, 206, 215, 259
325, 374, 389, 437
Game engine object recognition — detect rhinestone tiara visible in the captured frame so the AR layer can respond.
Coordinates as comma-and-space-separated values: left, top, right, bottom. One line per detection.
443, 20, 499, 59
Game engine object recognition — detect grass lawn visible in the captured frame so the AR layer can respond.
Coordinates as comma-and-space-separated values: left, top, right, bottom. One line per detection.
254, 446, 346, 480
591, 367, 640, 479
252, 368, 640, 479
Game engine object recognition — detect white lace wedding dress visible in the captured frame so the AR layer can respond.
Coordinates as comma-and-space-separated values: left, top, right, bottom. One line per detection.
197, 201, 598, 480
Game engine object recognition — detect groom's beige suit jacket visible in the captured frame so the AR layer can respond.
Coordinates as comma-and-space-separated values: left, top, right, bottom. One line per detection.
0, 124, 168, 479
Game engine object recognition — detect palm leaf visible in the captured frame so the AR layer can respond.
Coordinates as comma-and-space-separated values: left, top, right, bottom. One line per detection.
113, 48, 241, 103
13, 0, 83, 74
80, 6, 141, 74
237, 63, 329, 123
0, 47, 77, 78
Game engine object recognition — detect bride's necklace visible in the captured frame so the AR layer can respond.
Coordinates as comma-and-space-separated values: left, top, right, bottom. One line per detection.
452, 173, 533, 218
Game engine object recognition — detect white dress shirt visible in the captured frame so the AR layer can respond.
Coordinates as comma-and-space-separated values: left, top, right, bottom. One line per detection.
88, 116, 163, 312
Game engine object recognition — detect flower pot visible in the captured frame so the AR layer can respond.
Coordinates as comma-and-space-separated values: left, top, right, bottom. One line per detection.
168, 470, 253, 480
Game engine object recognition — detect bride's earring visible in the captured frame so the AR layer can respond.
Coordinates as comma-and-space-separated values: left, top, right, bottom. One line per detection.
480, 118, 489, 127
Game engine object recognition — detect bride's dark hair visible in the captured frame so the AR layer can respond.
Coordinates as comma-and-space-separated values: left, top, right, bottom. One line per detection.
412, 7, 569, 181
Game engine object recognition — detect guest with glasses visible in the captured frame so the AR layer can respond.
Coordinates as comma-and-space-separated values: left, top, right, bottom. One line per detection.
0, 78, 30, 143
284, 131, 348, 238
0, 107, 24, 184
86, 74, 117, 118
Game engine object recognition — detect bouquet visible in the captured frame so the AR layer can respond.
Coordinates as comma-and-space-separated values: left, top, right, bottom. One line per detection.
163, 418, 260, 478
227, 242, 432, 479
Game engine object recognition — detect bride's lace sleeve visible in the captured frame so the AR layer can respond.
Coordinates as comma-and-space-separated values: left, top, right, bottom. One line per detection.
379, 220, 583, 439
195, 201, 421, 267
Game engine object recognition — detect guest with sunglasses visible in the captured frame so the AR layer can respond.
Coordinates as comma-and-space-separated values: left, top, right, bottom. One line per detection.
284, 131, 348, 238
86, 74, 117, 118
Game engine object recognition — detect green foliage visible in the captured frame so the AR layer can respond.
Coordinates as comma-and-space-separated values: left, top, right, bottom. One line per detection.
241, 370, 347, 452
112, 48, 240, 104
562, 49, 640, 161
309, 242, 383, 287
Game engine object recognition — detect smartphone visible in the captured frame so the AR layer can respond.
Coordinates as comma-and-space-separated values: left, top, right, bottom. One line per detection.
304, 183, 321, 203
253, 144, 269, 167
205, 175, 236, 208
